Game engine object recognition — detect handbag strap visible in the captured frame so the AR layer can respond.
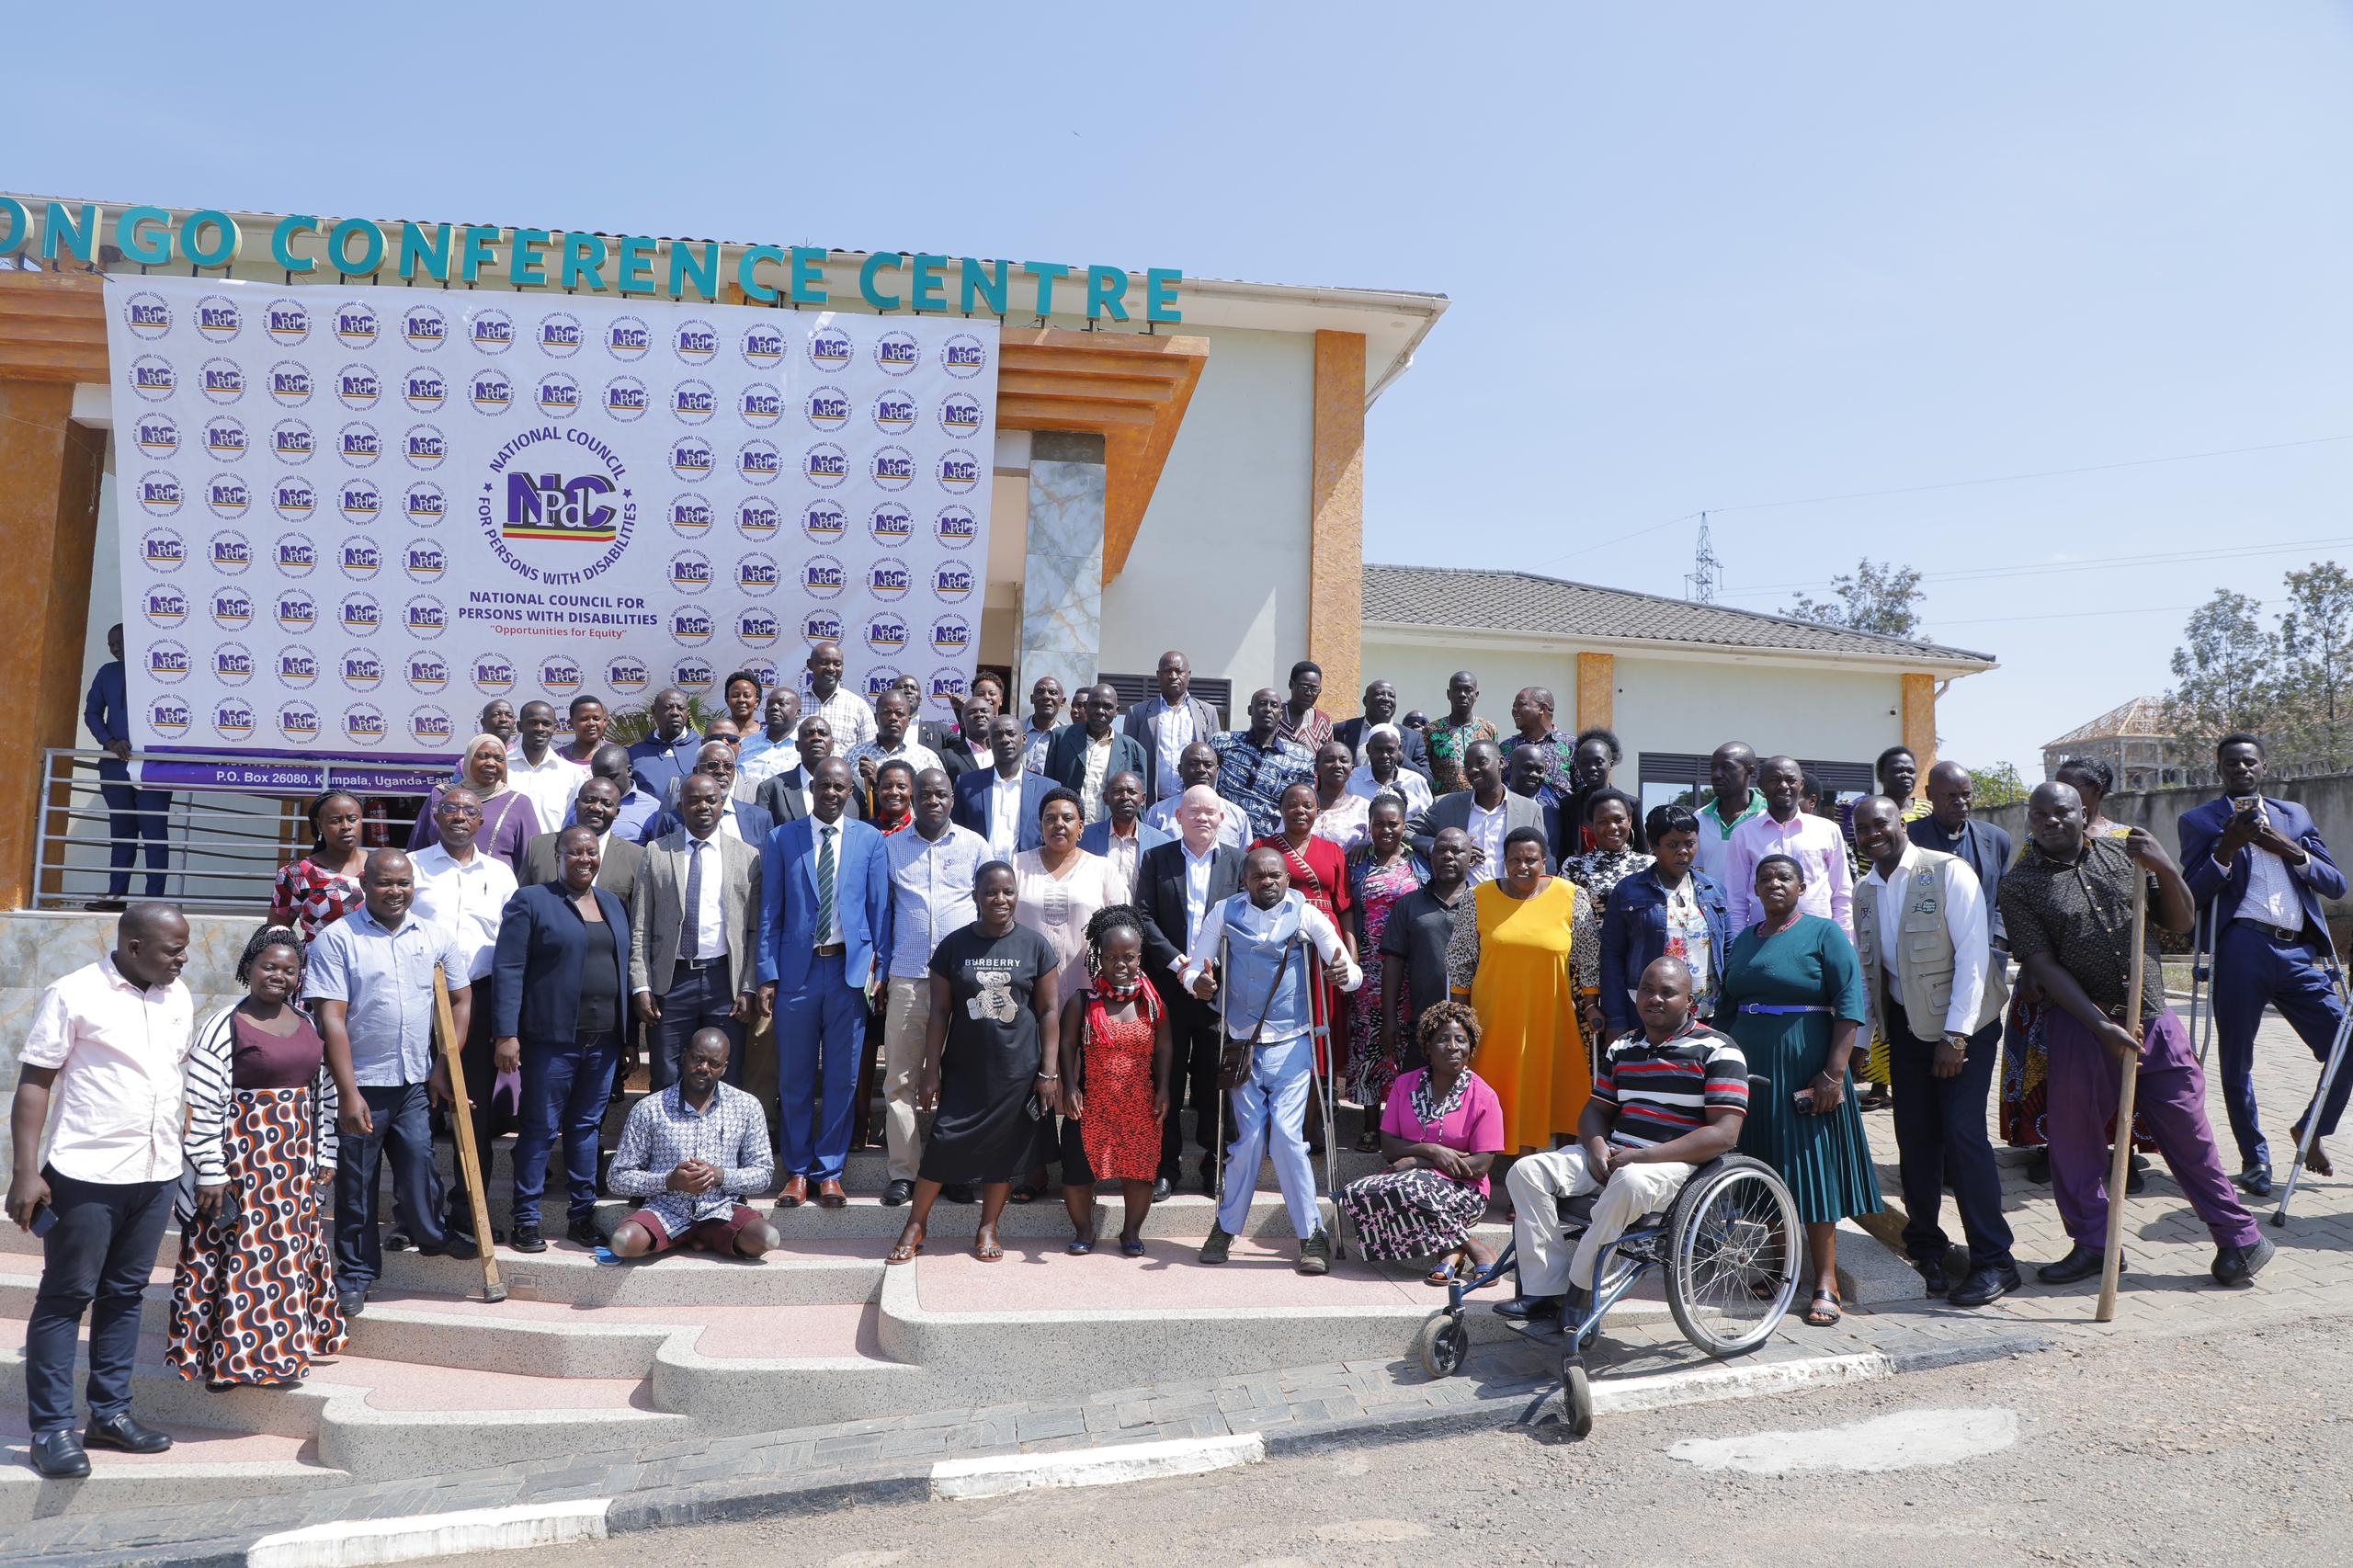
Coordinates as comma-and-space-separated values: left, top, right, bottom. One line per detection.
1238, 937, 1295, 1047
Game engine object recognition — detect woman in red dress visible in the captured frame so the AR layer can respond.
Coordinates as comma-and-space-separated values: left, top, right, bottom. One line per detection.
268, 791, 369, 943
1056, 906, 1173, 1257
1254, 781, 1357, 1088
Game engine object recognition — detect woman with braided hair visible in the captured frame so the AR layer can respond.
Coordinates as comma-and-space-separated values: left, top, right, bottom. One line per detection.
1055, 904, 1175, 1257
166, 924, 347, 1388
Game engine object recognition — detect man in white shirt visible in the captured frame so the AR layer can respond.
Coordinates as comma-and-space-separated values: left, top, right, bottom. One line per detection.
1853, 796, 2016, 1309
1143, 741, 1249, 850
844, 688, 943, 797
952, 712, 1046, 860
506, 699, 588, 835
8, 903, 195, 1475
409, 787, 520, 1248
1123, 648, 1220, 802
1020, 676, 1066, 775
879, 768, 986, 1203
1137, 787, 1245, 1198
804, 639, 877, 752
1724, 755, 1855, 936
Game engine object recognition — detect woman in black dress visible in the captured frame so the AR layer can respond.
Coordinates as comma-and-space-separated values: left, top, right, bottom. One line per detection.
889, 861, 1063, 1264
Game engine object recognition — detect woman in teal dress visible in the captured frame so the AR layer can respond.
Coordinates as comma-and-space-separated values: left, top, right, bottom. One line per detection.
1720, 852, 1881, 1327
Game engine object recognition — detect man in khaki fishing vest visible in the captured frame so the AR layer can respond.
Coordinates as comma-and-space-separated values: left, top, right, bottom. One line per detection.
1852, 796, 2018, 1308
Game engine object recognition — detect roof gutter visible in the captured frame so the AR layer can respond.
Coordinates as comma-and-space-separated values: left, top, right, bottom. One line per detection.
1363, 619, 1999, 677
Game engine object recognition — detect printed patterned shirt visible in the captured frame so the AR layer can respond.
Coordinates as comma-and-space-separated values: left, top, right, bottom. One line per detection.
1427, 717, 1500, 796
608, 1081, 777, 1232
1997, 835, 2166, 1023
1209, 731, 1314, 842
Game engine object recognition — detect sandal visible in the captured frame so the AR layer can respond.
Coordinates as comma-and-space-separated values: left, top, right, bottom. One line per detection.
1008, 1184, 1041, 1205
1424, 1263, 1458, 1288
1354, 1130, 1383, 1154
1804, 1288, 1843, 1327
886, 1238, 923, 1265
975, 1236, 1005, 1263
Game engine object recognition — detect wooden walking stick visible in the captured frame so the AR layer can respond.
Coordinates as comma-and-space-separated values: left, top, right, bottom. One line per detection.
2095, 872, 2149, 1324
435, 965, 506, 1304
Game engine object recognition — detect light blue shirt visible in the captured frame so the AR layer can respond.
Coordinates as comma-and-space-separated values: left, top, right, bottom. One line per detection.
884, 822, 988, 980
736, 730, 801, 788
1144, 792, 1248, 850
302, 905, 470, 1086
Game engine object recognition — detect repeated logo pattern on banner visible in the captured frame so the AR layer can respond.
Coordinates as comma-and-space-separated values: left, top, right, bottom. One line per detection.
104, 278, 996, 764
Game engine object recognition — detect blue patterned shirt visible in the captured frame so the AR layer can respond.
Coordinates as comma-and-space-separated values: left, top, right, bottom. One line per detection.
608, 1081, 776, 1232
1210, 731, 1313, 842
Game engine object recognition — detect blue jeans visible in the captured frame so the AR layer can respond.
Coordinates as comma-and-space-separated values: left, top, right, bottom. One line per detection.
648, 959, 745, 1090
513, 1030, 621, 1228
22, 1169, 174, 1435
778, 954, 862, 1180
334, 1082, 445, 1296
97, 759, 168, 899
2213, 920, 2353, 1167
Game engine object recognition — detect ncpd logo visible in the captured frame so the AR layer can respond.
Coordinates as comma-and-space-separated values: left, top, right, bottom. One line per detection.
144, 640, 190, 685
148, 696, 193, 739
799, 554, 847, 599
274, 478, 319, 523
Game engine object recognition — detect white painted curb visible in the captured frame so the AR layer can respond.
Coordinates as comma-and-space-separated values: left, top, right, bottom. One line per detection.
1594, 1351, 1896, 1415
245, 1499, 611, 1568
931, 1432, 1267, 1500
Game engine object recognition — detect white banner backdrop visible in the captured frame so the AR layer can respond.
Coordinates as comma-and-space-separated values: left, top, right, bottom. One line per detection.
104, 277, 995, 768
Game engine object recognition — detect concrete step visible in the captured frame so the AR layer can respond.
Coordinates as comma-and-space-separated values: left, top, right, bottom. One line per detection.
0, 1315, 688, 1481
0, 1411, 349, 1526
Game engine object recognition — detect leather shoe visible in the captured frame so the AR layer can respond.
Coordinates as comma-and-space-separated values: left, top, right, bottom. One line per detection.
1914, 1256, 1949, 1296
1151, 1176, 1173, 1203
2237, 1162, 2273, 1199
85, 1412, 172, 1455
1494, 1294, 1562, 1323
941, 1183, 976, 1205
815, 1178, 847, 1209
511, 1223, 546, 1254
774, 1176, 809, 1210
1948, 1263, 2023, 1307
881, 1179, 914, 1207
28, 1428, 90, 1478
2211, 1234, 2276, 1288
567, 1215, 603, 1249
2037, 1243, 2120, 1285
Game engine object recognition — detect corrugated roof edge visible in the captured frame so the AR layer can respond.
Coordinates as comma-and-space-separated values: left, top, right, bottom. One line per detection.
1363, 562, 1997, 666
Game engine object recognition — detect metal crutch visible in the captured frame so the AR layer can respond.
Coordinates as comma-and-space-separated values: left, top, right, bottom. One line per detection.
2272, 916, 2353, 1228
1210, 929, 1231, 1203
1305, 935, 1345, 1258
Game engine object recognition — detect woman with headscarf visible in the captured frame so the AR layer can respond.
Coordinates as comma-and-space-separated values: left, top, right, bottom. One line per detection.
1346, 723, 1434, 815
410, 733, 541, 872
167, 925, 346, 1388
268, 790, 369, 943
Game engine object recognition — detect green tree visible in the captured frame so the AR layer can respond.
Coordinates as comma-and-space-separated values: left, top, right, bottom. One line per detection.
1965, 761, 2028, 809
2274, 561, 2353, 771
2163, 588, 2279, 766
1782, 558, 1925, 639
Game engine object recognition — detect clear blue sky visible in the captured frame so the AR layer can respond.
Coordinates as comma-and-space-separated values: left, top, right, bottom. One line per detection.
18, 3, 2353, 778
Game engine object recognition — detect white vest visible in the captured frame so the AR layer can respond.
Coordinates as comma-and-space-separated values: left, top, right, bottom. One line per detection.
1857, 847, 2007, 1040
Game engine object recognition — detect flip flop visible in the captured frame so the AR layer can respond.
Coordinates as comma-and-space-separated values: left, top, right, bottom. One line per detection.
1008, 1184, 1041, 1205
886, 1237, 924, 1265
975, 1238, 1005, 1262
1804, 1289, 1843, 1327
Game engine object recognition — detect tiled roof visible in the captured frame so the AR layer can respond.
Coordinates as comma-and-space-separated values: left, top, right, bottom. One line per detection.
1363, 564, 1995, 665
2043, 695, 2171, 748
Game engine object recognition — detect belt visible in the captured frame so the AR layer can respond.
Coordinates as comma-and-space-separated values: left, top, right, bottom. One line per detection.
674, 954, 729, 972
813, 941, 847, 958
1738, 1004, 1832, 1016
2237, 919, 2311, 949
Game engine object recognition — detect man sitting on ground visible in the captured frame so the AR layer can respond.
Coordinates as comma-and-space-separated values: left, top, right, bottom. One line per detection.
1496, 957, 1748, 1324
604, 1029, 778, 1260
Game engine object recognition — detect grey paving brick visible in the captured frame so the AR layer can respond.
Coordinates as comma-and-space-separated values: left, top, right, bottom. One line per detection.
1015, 1407, 1087, 1441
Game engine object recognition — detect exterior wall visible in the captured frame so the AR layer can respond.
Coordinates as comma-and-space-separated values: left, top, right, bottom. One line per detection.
1356, 631, 1580, 729
1610, 655, 1904, 779
1098, 324, 1315, 703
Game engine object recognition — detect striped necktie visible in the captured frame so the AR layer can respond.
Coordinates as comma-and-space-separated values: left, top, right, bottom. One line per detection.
814, 824, 836, 946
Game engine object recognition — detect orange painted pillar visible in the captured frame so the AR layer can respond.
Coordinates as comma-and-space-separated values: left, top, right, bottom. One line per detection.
1576, 653, 1614, 734
1310, 331, 1366, 708
1901, 673, 1938, 800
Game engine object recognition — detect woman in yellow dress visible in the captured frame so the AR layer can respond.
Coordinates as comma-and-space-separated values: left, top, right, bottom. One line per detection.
1443, 826, 1603, 1153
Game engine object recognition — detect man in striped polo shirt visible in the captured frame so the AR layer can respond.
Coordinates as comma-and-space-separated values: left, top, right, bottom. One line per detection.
1497, 957, 1749, 1323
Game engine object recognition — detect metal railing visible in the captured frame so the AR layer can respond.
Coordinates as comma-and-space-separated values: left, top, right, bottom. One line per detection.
34, 748, 454, 913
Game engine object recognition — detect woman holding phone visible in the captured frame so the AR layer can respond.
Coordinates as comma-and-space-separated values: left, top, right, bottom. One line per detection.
1719, 852, 1879, 1327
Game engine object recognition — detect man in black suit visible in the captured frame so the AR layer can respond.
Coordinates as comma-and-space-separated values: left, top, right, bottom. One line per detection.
1136, 785, 1245, 1198
757, 715, 865, 827
1043, 683, 1148, 819
1331, 678, 1432, 781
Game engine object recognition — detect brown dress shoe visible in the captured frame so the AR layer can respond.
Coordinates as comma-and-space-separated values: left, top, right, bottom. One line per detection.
774, 1176, 809, 1210
816, 1178, 848, 1209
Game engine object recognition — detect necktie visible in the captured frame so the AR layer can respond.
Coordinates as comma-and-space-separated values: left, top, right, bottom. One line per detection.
814, 824, 835, 946
680, 837, 704, 960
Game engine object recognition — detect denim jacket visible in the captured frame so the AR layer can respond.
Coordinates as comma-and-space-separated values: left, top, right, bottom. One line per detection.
1600, 866, 1732, 1034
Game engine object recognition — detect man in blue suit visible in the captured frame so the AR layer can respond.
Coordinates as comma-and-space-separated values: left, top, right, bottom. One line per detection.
2179, 733, 2352, 1195
1042, 684, 1148, 822
953, 713, 1052, 860
758, 756, 892, 1209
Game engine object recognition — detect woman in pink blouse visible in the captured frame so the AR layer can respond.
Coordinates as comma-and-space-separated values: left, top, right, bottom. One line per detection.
1336, 1001, 1503, 1279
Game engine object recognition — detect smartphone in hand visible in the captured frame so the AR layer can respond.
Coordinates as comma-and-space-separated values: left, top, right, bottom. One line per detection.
28, 1203, 58, 1238
1791, 1088, 1817, 1114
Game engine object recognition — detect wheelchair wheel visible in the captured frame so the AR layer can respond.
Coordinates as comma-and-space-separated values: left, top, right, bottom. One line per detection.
1414, 1308, 1470, 1379
1663, 1154, 1802, 1358
1561, 1362, 1594, 1438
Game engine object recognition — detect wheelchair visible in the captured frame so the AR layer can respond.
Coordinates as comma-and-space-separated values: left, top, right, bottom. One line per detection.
1411, 1150, 1802, 1437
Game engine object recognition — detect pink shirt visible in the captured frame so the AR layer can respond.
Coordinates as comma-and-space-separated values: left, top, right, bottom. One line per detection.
1722, 809, 1854, 939
1381, 1069, 1506, 1196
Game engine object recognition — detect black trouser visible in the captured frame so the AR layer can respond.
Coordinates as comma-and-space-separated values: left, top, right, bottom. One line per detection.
648, 958, 746, 1090
23, 1169, 173, 1436
1885, 995, 2014, 1271
1158, 993, 1225, 1176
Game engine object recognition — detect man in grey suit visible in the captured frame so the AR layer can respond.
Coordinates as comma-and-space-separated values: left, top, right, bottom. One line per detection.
1406, 740, 1549, 885
518, 778, 645, 907
1122, 649, 1223, 803
757, 715, 865, 828
631, 775, 763, 1088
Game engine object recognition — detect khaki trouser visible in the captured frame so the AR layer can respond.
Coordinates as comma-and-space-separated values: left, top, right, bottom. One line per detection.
881, 976, 932, 1182
1506, 1148, 1691, 1296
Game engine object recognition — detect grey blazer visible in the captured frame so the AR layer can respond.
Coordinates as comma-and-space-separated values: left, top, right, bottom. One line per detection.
1121, 694, 1223, 800
628, 827, 764, 997
1405, 790, 1554, 871
517, 831, 644, 911
757, 766, 865, 829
